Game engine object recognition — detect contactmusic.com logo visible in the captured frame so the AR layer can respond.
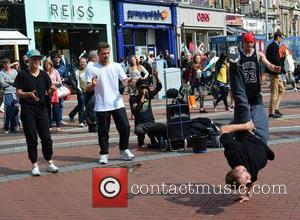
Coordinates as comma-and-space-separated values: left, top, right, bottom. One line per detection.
92, 168, 128, 208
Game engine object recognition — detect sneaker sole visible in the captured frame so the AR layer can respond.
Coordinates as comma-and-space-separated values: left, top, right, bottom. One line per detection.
32, 173, 40, 177
47, 169, 59, 173
120, 157, 134, 161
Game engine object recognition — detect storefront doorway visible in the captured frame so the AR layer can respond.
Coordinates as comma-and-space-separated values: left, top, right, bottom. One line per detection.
34, 22, 107, 70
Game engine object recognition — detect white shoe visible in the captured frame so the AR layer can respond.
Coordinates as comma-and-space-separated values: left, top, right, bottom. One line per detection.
60, 120, 69, 125
120, 149, 134, 161
47, 163, 59, 173
32, 166, 41, 176
79, 122, 85, 127
99, 154, 108, 164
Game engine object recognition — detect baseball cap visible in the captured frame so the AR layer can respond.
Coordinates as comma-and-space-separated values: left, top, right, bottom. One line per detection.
242, 32, 255, 43
26, 49, 43, 59
136, 79, 148, 89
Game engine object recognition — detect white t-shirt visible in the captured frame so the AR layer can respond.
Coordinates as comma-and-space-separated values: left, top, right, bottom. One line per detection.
85, 61, 96, 83
88, 62, 127, 111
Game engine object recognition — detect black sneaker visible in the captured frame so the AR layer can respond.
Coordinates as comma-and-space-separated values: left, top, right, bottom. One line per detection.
275, 110, 284, 116
269, 113, 282, 118
200, 109, 208, 113
227, 46, 240, 63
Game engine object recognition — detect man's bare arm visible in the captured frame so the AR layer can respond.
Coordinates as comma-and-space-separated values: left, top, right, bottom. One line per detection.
259, 52, 281, 73
219, 121, 255, 135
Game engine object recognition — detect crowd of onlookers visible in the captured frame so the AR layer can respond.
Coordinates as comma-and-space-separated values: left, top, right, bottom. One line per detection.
0, 35, 299, 135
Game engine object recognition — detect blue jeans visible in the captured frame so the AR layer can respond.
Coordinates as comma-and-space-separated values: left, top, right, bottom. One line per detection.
3, 93, 19, 131
230, 64, 269, 144
58, 97, 64, 123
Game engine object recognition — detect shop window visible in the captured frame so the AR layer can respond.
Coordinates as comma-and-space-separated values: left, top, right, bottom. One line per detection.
135, 30, 146, 46
123, 29, 133, 45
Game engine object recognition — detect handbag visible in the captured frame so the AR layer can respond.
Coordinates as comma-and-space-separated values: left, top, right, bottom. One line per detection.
51, 90, 59, 104
57, 84, 71, 98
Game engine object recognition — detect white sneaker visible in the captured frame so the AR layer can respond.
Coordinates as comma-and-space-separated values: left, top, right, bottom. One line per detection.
120, 149, 134, 161
32, 166, 41, 176
79, 122, 85, 127
47, 163, 59, 173
99, 154, 108, 164
60, 120, 69, 125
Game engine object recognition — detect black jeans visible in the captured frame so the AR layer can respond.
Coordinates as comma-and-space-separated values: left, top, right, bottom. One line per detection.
20, 105, 53, 163
96, 107, 130, 155
215, 85, 229, 108
134, 122, 167, 146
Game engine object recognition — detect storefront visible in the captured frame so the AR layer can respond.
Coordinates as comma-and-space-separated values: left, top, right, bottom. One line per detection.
177, 6, 226, 55
0, 1, 29, 61
24, 0, 113, 68
113, 0, 177, 61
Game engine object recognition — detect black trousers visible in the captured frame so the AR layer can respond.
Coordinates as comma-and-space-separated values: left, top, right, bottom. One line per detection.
96, 107, 130, 155
20, 104, 53, 163
134, 122, 167, 146
215, 85, 229, 108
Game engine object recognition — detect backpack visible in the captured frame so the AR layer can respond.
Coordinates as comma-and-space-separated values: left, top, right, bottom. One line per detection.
189, 117, 221, 148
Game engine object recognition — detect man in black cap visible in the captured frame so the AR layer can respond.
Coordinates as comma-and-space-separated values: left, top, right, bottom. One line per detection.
129, 71, 167, 148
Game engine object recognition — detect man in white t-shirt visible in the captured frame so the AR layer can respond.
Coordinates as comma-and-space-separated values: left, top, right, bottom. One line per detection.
86, 42, 134, 164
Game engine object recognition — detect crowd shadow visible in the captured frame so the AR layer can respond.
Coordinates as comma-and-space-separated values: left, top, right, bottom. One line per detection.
54, 155, 96, 163
0, 167, 28, 176
128, 182, 239, 216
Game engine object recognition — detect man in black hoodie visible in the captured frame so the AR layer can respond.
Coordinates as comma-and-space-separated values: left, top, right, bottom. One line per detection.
266, 31, 285, 118
129, 71, 167, 148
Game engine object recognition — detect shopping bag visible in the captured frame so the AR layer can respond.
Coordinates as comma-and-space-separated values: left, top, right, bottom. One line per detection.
57, 84, 71, 98
188, 95, 197, 109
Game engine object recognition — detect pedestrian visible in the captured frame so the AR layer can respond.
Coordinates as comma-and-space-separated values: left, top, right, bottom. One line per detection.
51, 51, 69, 125
0, 58, 19, 133
266, 31, 285, 118
86, 42, 135, 165
15, 49, 59, 176
84, 50, 98, 107
43, 58, 62, 131
68, 56, 88, 127
213, 53, 232, 112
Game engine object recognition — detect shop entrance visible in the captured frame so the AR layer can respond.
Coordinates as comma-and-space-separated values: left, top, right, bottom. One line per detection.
34, 22, 107, 71
155, 29, 169, 55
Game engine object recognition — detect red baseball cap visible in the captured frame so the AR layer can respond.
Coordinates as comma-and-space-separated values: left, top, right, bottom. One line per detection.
242, 32, 255, 43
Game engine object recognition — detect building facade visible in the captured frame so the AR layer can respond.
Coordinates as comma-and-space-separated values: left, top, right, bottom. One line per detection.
113, 0, 177, 61
176, 3, 226, 54
24, 0, 113, 66
0, 0, 29, 60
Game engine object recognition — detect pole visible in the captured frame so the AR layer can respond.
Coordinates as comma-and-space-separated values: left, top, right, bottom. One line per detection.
265, 0, 268, 40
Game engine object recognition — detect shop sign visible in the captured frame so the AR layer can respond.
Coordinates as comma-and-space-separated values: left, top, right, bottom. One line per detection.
0, 3, 26, 29
49, 3, 94, 20
240, 0, 250, 5
196, 12, 210, 23
123, 3, 172, 24
177, 8, 225, 28
226, 14, 244, 26
0, 6, 9, 25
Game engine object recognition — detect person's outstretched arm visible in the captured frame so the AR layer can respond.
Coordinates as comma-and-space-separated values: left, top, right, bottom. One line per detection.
220, 121, 255, 135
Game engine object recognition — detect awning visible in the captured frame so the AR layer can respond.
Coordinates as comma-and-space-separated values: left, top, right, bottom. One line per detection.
0, 31, 30, 46
226, 25, 248, 35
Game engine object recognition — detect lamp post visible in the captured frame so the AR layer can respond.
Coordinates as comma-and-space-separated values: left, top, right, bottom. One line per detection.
265, 0, 268, 40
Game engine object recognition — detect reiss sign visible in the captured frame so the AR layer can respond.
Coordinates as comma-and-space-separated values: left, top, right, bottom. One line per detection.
197, 12, 210, 23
